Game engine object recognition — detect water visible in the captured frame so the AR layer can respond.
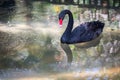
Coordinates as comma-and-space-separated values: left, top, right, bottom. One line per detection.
0, 1, 120, 80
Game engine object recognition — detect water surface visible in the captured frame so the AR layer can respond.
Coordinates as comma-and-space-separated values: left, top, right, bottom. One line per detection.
0, 1, 120, 80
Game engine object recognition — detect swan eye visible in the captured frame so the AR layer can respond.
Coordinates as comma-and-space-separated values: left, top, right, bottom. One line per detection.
59, 18, 63, 27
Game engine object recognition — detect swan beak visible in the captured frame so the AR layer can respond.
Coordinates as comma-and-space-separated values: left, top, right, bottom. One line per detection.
59, 19, 63, 27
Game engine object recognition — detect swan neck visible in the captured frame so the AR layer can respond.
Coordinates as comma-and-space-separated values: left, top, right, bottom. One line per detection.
61, 10, 74, 43
63, 10, 73, 35
67, 11, 73, 31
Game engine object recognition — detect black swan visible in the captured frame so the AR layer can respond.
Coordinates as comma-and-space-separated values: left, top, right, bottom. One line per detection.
59, 10, 104, 44
58, 10, 104, 62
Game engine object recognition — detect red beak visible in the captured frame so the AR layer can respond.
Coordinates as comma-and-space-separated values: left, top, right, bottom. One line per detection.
59, 19, 63, 27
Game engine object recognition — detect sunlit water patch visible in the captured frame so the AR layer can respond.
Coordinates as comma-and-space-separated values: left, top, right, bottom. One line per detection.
0, 66, 120, 80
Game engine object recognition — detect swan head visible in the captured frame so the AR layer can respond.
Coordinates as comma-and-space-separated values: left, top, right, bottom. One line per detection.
59, 10, 67, 20
58, 10, 69, 27
58, 14, 65, 27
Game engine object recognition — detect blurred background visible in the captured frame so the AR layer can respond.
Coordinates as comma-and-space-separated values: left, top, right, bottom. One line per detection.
0, 0, 120, 80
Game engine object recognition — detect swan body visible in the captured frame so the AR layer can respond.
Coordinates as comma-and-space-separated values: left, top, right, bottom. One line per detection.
59, 10, 104, 44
